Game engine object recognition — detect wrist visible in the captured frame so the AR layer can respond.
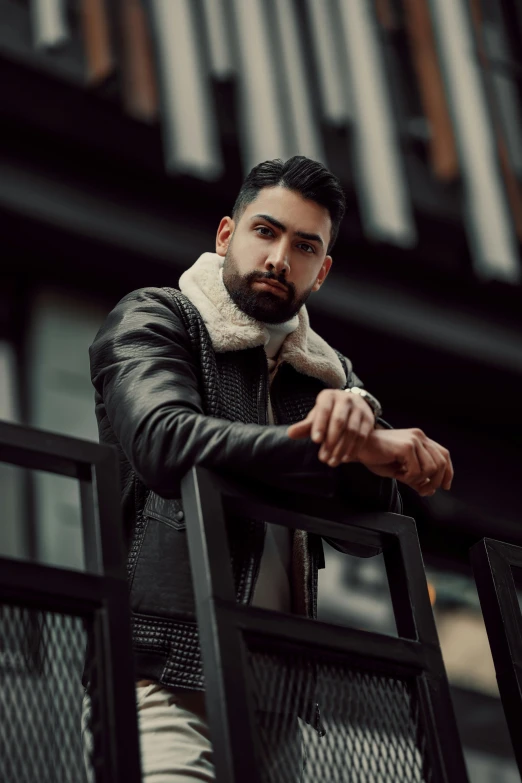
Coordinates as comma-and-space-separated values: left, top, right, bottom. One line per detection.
344, 386, 382, 420
356, 428, 384, 460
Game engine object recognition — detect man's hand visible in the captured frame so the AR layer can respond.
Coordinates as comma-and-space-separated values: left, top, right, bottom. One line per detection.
356, 428, 453, 497
287, 389, 375, 466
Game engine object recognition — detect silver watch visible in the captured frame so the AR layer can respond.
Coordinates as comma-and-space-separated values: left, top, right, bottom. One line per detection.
345, 386, 382, 419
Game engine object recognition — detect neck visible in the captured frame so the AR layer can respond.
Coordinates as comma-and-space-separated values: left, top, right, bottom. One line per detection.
263, 316, 300, 360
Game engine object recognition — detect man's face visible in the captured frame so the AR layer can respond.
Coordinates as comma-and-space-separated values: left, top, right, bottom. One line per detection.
217, 186, 333, 324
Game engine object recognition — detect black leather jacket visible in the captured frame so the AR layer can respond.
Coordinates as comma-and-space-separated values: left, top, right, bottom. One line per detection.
89, 287, 400, 694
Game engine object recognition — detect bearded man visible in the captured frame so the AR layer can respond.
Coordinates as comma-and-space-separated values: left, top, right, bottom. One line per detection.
85, 156, 452, 782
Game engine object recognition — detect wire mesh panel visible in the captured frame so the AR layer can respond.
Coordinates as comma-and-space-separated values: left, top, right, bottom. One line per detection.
0, 602, 100, 783
247, 643, 431, 783
181, 467, 468, 783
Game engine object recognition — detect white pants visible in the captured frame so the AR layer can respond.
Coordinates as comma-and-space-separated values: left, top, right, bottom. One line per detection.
82, 682, 304, 782
82, 683, 215, 782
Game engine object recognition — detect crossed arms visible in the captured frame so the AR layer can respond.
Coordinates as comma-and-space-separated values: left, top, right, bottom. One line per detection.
91, 289, 451, 501
288, 389, 453, 498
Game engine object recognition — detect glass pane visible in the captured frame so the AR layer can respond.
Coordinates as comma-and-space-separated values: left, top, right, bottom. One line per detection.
0, 340, 28, 559
482, 19, 522, 178
492, 72, 522, 177
31, 470, 84, 571
26, 289, 107, 569
478, 0, 517, 58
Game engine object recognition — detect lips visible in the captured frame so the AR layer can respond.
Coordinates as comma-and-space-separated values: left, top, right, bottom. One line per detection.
254, 278, 287, 294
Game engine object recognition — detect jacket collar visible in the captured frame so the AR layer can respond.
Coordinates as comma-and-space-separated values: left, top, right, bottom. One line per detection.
179, 252, 346, 389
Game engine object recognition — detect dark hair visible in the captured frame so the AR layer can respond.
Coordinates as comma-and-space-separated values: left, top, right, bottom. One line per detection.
232, 156, 346, 253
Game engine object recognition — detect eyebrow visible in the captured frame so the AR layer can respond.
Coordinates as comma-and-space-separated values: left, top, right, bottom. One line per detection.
252, 213, 324, 248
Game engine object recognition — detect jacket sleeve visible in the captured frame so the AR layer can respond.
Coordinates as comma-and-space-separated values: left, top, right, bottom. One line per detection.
90, 288, 334, 498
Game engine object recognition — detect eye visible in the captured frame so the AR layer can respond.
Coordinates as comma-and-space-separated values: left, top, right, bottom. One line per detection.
298, 243, 316, 254
255, 226, 274, 237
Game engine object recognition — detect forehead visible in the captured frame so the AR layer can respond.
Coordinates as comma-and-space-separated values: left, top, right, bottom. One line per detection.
242, 186, 332, 237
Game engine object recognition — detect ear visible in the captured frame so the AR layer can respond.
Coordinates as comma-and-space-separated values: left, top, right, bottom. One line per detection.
216, 216, 235, 256
311, 255, 333, 292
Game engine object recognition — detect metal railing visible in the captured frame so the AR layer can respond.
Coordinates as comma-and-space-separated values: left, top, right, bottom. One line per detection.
471, 537, 522, 777
0, 421, 141, 783
0, 420, 474, 782
181, 466, 469, 783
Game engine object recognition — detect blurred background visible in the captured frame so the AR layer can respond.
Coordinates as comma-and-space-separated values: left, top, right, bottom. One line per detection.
0, 0, 521, 779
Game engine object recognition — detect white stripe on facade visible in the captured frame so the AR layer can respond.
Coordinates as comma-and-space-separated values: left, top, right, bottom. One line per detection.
428, 0, 520, 282
202, 0, 235, 80
149, 0, 223, 180
272, 0, 326, 162
338, 0, 416, 247
229, 0, 293, 171
304, 0, 352, 124
31, 0, 69, 49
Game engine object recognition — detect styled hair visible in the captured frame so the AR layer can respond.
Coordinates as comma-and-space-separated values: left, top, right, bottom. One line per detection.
232, 156, 346, 253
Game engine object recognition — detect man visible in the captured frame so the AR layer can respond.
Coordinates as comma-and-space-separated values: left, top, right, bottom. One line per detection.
85, 156, 452, 781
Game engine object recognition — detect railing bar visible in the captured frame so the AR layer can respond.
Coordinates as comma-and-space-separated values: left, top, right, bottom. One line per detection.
0, 420, 113, 467
214, 599, 431, 671
0, 557, 118, 604
224, 493, 407, 543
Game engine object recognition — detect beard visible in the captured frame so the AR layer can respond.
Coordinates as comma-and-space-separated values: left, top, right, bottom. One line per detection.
222, 248, 314, 324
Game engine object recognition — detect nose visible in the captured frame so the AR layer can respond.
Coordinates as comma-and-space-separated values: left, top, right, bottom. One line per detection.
264, 241, 290, 277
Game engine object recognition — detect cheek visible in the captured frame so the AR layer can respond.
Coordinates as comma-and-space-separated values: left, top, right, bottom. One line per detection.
237, 243, 267, 269
291, 266, 320, 289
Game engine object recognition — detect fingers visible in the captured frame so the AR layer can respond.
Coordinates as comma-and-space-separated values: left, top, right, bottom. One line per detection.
395, 431, 453, 496
414, 440, 452, 495
310, 393, 335, 445
287, 411, 314, 440
397, 437, 424, 487
287, 393, 341, 445
412, 444, 439, 496
318, 396, 350, 463
440, 446, 454, 490
287, 390, 376, 465
331, 414, 374, 466
319, 396, 374, 465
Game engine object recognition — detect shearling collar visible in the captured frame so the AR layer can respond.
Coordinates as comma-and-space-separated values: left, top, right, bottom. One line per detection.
179, 252, 347, 389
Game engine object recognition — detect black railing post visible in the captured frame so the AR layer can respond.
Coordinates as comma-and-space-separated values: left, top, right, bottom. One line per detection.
0, 421, 142, 783
387, 514, 469, 782
471, 537, 522, 775
181, 466, 261, 783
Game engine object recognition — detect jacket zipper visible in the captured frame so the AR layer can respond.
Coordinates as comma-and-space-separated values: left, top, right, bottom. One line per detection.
270, 360, 286, 425
246, 349, 270, 604
256, 347, 269, 425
